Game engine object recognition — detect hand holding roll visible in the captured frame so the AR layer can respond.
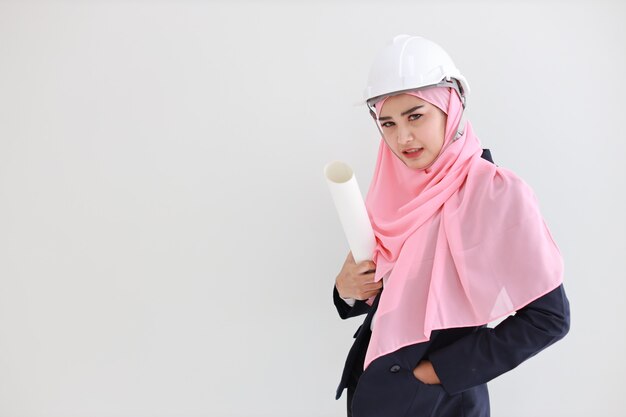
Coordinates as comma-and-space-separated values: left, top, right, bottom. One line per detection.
335, 251, 382, 302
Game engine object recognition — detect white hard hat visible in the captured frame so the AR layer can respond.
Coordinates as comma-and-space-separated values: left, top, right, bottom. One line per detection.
358, 35, 470, 115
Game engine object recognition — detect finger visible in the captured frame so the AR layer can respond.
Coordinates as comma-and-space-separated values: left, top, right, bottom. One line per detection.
357, 261, 377, 274
363, 289, 381, 299
360, 270, 378, 282
356, 290, 374, 301
361, 276, 383, 288
363, 282, 383, 292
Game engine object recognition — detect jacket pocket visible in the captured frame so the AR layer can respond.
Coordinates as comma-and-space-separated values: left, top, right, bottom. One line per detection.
405, 369, 446, 417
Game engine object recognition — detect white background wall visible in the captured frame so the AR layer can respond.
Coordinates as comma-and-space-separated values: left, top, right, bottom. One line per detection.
0, 1, 624, 416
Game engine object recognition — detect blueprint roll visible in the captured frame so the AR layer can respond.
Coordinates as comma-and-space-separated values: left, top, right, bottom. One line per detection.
324, 161, 376, 264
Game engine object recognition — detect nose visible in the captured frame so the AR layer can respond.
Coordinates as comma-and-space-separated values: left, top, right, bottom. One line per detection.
397, 124, 414, 144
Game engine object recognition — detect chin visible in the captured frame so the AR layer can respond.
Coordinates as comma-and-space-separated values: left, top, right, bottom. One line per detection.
405, 158, 429, 170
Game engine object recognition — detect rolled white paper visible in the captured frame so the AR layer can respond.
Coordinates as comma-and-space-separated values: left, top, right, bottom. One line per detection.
324, 161, 376, 264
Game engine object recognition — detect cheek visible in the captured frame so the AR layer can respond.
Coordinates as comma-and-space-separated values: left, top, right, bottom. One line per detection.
438, 127, 446, 145
423, 124, 444, 148
433, 119, 446, 147
439, 117, 447, 141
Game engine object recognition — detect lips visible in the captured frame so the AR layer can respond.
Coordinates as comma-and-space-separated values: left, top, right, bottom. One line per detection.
402, 148, 423, 154
403, 148, 424, 159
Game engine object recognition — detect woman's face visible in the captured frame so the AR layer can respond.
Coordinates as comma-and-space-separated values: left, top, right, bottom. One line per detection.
377, 93, 447, 169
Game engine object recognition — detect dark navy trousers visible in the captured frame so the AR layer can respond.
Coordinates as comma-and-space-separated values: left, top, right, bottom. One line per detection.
334, 283, 570, 417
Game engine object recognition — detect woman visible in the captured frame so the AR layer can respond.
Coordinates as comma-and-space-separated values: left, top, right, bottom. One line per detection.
332, 35, 571, 417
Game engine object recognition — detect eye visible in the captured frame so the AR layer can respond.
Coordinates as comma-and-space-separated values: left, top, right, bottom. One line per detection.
380, 114, 422, 128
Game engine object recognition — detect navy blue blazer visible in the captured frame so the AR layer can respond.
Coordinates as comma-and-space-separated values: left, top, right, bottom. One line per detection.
333, 149, 571, 417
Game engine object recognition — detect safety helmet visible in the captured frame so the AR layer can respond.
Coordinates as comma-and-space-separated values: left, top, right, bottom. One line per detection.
359, 35, 470, 119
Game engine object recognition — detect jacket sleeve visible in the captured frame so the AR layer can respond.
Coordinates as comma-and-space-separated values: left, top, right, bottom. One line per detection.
428, 283, 571, 395
332, 283, 372, 320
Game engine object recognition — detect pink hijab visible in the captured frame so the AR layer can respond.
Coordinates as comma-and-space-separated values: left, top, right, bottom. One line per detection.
362, 86, 564, 370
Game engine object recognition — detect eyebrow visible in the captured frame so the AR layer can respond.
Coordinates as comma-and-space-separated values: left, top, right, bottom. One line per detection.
378, 105, 424, 121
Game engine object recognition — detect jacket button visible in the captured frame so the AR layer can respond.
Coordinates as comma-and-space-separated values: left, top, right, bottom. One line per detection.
389, 364, 401, 373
